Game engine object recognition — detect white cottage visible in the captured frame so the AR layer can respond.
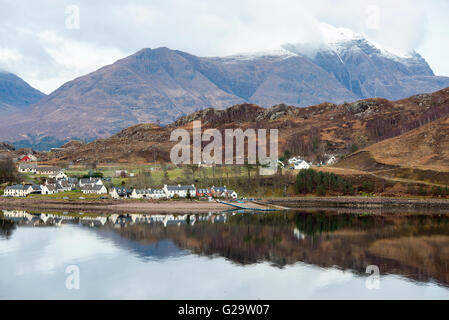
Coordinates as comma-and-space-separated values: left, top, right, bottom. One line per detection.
110, 187, 132, 199
326, 155, 337, 165
4, 185, 35, 197
163, 185, 196, 198
81, 184, 107, 195
294, 160, 310, 170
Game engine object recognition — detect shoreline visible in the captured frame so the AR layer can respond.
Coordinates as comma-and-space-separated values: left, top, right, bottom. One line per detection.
264, 196, 449, 209
2, 196, 449, 213
0, 197, 269, 213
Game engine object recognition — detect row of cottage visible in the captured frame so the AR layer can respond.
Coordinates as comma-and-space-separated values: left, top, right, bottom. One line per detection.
3, 177, 106, 197
110, 185, 237, 200
4, 176, 238, 199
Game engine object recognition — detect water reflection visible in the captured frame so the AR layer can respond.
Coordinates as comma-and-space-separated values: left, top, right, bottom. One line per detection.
1, 208, 449, 299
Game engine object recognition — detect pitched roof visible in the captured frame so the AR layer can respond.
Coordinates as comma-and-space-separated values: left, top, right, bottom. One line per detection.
35, 167, 61, 172
133, 189, 151, 195
82, 184, 105, 191
19, 163, 37, 169
5, 185, 32, 191
111, 187, 132, 195
166, 185, 195, 191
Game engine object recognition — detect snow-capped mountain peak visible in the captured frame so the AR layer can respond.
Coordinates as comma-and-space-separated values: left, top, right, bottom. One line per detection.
318, 23, 362, 44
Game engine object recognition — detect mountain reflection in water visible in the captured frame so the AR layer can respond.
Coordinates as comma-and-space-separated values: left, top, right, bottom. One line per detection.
1, 208, 449, 294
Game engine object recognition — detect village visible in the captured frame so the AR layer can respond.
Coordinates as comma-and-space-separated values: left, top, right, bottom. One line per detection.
2, 154, 242, 200
2, 152, 339, 200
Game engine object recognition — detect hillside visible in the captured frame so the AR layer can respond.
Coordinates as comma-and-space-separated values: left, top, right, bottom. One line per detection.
366, 116, 449, 170
45, 87, 449, 167
335, 90, 449, 185
0, 71, 45, 115
2, 26, 449, 149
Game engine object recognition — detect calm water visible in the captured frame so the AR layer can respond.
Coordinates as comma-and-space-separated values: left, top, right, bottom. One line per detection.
1, 208, 449, 299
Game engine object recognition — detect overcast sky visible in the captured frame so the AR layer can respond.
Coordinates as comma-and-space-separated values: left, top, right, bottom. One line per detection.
0, 0, 448, 94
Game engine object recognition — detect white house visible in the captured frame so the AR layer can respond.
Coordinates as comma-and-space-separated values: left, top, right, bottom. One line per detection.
130, 189, 151, 199
294, 159, 310, 170
226, 190, 238, 199
79, 177, 104, 187
110, 187, 132, 199
51, 171, 68, 180
18, 163, 37, 173
130, 188, 167, 199
41, 183, 63, 195
163, 184, 196, 198
326, 155, 337, 165
4, 185, 36, 197
81, 184, 107, 195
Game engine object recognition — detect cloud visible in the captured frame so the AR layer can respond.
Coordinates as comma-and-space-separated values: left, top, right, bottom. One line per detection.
0, 0, 447, 94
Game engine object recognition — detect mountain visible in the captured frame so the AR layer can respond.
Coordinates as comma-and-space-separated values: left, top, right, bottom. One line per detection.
283, 24, 449, 100
1, 25, 449, 149
0, 71, 45, 115
0, 47, 356, 147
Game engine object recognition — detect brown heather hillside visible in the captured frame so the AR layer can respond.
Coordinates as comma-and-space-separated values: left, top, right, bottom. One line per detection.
44, 87, 449, 167
336, 113, 449, 185
366, 115, 449, 169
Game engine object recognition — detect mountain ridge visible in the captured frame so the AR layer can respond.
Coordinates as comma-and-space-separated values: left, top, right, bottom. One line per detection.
2, 27, 449, 148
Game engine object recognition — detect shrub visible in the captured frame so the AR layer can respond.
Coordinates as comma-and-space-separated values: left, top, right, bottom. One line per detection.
361, 181, 374, 193
431, 186, 442, 197
296, 169, 353, 196
316, 184, 326, 196
418, 186, 427, 196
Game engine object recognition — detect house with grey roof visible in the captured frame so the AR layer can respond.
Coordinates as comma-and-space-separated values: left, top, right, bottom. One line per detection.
130, 189, 152, 199
4, 185, 39, 197
110, 187, 132, 199
163, 184, 196, 198
131, 188, 167, 199
211, 186, 227, 198
79, 177, 104, 187
18, 163, 37, 173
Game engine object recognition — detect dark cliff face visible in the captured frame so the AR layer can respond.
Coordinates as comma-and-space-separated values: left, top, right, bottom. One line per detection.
0, 72, 45, 115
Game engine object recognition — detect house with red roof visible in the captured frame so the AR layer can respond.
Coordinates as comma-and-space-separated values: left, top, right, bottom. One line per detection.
19, 155, 31, 162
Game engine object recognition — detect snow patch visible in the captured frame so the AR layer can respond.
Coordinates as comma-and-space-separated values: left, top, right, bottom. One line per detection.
220, 48, 298, 62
